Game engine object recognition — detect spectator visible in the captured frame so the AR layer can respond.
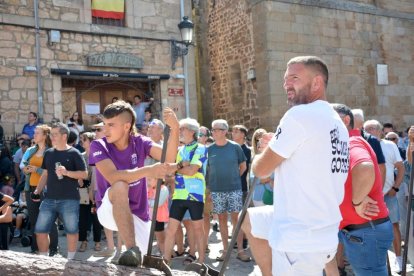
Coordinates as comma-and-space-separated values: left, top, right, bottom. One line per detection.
20, 124, 58, 255
0, 192, 13, 250
11, 191, 28, 238
132, 95, 153, 130
0, 145, 13, 177
78, 132, 102, 252
89, 101, 179, 266
13, 139, 31, 191
163, 118, 208, 265
386, 132, 406, 160
66, 111, 84, 144
0, 175, 14, 197
22, 112, 39, 139
250, 128, 274, 207
328, 104, 393, 275
147, 177, 169, 255
207, 119, 250, 262
32, 122, 88, 259
364, 119, 405, 272
144, 108, 153, 125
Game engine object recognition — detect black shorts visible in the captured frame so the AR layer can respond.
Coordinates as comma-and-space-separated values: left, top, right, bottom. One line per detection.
169, 200, 204, 221
155, 221, 165, 232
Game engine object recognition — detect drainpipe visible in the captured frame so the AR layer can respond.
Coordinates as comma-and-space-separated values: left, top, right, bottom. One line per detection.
34, 0, 44, 120
180, 0, 190, 117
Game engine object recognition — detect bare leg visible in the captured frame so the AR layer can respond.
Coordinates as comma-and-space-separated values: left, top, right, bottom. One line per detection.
175, 223, 185, 253
36, 233, 49, 253
203, 215, 210, 250
164, 218, 181, 263
155, 230, 166, 254
231, 212, 245, 254
15, 214, 23, 230
241, 212, 272, 276
67, 233, 79, 253
183, 220, 195, 256
393, 223, 402, 256
336, 243, 345, 270
104, 228, 115, 250
109, 182, 135, 249
116, 231, 123, 250
218, 213, 229, 255
191, 219, 205, 263
325, 257, 339, 276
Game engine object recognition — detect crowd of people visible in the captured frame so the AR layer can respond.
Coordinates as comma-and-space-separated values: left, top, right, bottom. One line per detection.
0, 56, 414, 276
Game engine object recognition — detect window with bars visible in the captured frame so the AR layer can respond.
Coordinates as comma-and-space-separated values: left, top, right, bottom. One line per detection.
91, 0, 125, 27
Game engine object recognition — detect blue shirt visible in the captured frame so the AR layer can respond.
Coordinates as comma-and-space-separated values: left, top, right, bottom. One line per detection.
22, 123, 38, 139
207, 140, 246, 192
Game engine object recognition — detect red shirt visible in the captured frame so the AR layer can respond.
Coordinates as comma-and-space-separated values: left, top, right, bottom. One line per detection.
339, 129, 389, 229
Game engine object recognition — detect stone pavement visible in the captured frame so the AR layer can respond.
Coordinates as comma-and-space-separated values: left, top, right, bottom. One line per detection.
7, 222, 414, 275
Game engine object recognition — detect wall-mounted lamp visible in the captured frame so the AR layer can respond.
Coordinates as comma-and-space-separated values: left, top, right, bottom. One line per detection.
171, 16, 194, 70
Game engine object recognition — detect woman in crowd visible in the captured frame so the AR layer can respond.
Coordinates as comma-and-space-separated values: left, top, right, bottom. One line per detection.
78, 132, 102, 252
20, 124, 58, 255
66, 112, 84, 144
250, 128, 274, 207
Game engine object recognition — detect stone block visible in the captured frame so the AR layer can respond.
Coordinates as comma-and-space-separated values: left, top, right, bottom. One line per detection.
40, 47, 54, 60
0, 78, 9, 90
0, 30, 13, 41
61, 13, 79, 22
1, 48, 18, 58
68, 43, 82, 54
11, 77, 26, 89
20, 44, 32, 58
134, 1, 156, 17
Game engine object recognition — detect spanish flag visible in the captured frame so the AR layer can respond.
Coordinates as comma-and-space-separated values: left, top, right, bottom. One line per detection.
92, 0, 125, 20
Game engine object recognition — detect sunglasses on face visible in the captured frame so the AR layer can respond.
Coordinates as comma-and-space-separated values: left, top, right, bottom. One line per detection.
386, 137, 398, 141
93, 128, 103, 132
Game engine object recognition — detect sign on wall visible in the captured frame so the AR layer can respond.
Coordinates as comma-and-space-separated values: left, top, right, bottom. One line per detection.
87, 53, 144, 69
85, 103, 100, 114
168, 88, 184, 96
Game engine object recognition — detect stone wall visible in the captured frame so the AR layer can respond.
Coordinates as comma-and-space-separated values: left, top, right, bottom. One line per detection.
200, 0, 414, 132
0, 0, 197, 137
199, 0, 259, 129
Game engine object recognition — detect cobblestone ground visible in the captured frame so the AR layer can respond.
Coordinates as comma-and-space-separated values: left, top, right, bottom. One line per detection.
8, 222, 414, 275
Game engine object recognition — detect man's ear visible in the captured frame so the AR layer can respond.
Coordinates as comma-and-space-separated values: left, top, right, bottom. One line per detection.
311, 75, 324, 92
343, 115, 351, 128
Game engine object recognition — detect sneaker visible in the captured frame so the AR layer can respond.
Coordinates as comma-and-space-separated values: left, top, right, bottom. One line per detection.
13, 229, 21, 238
49, 249, 58, 257
118, 246, 141, 267
78, 241, 88, 252
93, 247, 115, 257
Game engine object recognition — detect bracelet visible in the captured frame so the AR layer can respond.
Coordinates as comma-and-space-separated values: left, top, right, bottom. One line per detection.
352, 200, 362, 207
392, 186, 399, 192
177, 161, 184, 170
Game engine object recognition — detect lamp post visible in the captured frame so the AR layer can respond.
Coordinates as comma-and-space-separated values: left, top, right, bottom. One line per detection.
171, 16, 194, 70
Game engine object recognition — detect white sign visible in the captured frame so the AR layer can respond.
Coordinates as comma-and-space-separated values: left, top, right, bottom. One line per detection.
85, 103, 100, 115
377, 64, 388, 85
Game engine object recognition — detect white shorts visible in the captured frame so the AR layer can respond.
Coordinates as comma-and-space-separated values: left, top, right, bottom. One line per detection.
247, 206, 335, 276
97, 189, 151, 254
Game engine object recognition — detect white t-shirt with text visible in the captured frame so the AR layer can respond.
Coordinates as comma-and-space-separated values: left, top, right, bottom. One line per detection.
268, 100, 349, 252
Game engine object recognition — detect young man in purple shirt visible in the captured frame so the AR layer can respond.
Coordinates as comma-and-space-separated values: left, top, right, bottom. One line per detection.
89, 101, 179, 267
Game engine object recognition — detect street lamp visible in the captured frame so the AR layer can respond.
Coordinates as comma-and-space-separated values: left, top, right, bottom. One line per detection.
171, 16, 194, 70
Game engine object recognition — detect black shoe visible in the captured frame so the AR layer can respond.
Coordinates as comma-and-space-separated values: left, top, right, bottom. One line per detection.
212, 223, 219, 232
58, 224, 64, 231
49, 249, 58, 257
338, 266, 347, 276
118, 246, 141, 267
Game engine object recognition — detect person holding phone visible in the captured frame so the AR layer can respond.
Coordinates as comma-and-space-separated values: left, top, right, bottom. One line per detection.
20, 124, 59, 255
66, 112, 84, 144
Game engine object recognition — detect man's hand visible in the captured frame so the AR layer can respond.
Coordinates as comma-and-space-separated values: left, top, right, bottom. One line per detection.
56, 165, 67, 177
259, 132, 274, 152
354, 196, 379, 220
387, 189, 397, 197
149, 163, 178, 179
163, 107, 179, 130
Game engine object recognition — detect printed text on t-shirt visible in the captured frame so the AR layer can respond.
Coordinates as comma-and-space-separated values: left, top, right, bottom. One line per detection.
330, 126, 349, 173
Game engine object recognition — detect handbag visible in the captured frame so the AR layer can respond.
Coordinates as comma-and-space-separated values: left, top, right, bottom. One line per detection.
262, 186, 273, 205
79, 187, 90, 205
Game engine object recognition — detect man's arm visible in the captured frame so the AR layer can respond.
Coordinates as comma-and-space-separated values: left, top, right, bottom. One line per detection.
351, 161, 375, 205
239, 161, 247, 176
393, 161, 405, 189
178, 161, 200, 176
95, 159, 174, 185
14, 162, 21, 184
34, 170, 48, 194
252, 146, 285, 178
59, 167, 88, 180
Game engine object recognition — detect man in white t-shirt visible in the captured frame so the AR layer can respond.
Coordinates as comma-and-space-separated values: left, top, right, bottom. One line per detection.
241, 56, 349, 276
364, 119, 405, 272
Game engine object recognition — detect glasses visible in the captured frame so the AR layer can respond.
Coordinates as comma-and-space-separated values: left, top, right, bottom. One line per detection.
198, 133, 207, 137
93, 128, 103, 132
386, 137, 398, 141
211, 128, 225, 132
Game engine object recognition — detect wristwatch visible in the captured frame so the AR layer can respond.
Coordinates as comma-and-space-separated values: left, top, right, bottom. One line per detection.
392, 186, 399, 192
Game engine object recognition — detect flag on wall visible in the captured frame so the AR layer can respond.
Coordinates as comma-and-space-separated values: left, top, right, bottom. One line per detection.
92, 0, 125, 20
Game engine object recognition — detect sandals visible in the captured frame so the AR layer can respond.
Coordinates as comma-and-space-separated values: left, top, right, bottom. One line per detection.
237, 250, 252, 262
183, 254, 197, 265
215, 250, 226, 262
171, 250, 186, 259
78, 241, 88, 252
205, 246, 210, 253
94, 242, 101, 251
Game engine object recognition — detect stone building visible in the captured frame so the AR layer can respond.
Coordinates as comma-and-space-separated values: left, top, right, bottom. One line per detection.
196, 0, 414, 132
0, 0, 196, 137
